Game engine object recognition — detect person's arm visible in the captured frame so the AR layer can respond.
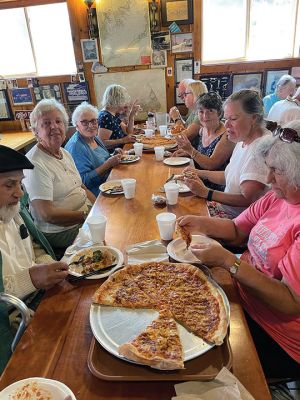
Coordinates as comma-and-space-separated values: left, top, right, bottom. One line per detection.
81, 184, 96, 204
123, 100, 140, 134
98, 127, 135, 147
29, 261, 69, 290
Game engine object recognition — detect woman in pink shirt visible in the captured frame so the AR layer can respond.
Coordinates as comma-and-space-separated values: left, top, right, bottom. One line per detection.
178, 119, 300, 378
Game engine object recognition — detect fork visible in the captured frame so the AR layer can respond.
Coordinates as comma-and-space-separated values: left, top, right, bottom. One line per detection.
68, 263, 118, 283
165, 173, 175, 184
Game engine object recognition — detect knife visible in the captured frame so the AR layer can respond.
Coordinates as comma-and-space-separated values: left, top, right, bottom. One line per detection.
68, 263, 118, 283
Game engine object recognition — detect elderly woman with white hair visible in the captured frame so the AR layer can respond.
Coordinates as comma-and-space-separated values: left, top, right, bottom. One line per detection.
66, 102, 123, 196
178, 119, 300, 378
98, 84, 139, 149
23, 99, 95, 253
263, 74, 296, 115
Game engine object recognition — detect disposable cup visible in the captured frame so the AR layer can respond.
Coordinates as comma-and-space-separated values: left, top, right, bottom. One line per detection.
86, 215, 107, 243
144, 129, 154, 138
164, 182, 180, 205
133, 142, 143, 156
159, 125, 168, 137
154, 146, 165, 161
156, 212, 176, 241
121, 178, 136, 199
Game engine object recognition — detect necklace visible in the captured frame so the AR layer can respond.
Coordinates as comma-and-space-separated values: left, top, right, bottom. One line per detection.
38, 143, 63, 160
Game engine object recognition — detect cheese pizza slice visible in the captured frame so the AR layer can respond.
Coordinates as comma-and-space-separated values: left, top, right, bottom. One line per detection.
118, 308, 184, 370
176, 224, 192, 250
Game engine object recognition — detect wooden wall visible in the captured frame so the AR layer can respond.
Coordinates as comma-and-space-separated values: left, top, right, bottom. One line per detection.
0, 0, 299, 131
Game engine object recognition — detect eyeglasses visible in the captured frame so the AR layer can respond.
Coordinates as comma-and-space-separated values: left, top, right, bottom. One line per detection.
80, 119, 98, 127
273, 126, 300, 143
178, 91, 192, 99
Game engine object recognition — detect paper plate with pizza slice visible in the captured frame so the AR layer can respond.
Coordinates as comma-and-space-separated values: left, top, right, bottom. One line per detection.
90, 262, 230, 371
68, 245, 124, 279
99, 180, 124, 195
120, 155, 140, 164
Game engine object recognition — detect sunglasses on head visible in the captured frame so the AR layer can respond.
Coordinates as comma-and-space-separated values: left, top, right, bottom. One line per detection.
273, 126, 300, 143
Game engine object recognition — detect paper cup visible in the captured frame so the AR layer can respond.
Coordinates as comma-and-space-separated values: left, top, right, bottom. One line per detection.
133, 142, 143, 156
87, 215, 107, 243
156, 212, 176, 241
159, 125, 168, 137
154, 146, 165, 161
121, 178, 136, 199
164, 182, 180, 205
144, 129, 154, 138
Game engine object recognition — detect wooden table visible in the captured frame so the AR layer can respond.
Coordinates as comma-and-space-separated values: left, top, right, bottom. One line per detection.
0, 152, 271, 399
0, 131, 36, 150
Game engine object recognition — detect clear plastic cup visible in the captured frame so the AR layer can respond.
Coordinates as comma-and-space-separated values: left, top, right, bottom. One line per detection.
159, 125, 168, 137
164, 182, 180, 205
144, 129, 154, 138
121, 178, 136, 199
133, 142, 143, 156
154, 146, 165, 161
86, 215, 107, 243
156, 212, 176, 240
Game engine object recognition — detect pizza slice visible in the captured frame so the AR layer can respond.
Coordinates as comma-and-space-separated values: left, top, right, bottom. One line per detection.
176, 224, 192, 250
118, 308, 184, 370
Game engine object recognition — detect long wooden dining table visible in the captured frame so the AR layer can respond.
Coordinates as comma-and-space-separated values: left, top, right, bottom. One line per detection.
0, 151, 271, 399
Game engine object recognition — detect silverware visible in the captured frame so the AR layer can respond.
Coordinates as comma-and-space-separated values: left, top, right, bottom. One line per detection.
165, 174, 175, 184
68, 263, 118, 283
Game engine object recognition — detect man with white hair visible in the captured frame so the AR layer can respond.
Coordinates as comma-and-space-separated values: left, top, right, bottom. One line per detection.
267, 86, 300, 125
263, 74, 296, 115
0, 145, 68, 373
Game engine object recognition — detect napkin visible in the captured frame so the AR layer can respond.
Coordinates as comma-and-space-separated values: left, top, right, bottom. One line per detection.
63, 228, 95, 259
126, 240, 169, 264
172, 368, 255, 400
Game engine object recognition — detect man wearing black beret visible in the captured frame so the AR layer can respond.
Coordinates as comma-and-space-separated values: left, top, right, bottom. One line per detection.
0, 145, 69, 373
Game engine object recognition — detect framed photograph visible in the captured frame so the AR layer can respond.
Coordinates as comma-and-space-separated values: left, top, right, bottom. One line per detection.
63, 82, 90, 104
81, 38, 99, 63
161, 0, 193, 27
151, 31, 171, 50
264, 69, 290, 96
0, 89, 13, 120
200, 74, 232, 100
232, 73, 263, 94
175, 58, 193, 83
151, 50, 167, 68
171, 32, 193, 54
33, 84, 62, 103
11, 88, 33, 105
175, 85, 184, 105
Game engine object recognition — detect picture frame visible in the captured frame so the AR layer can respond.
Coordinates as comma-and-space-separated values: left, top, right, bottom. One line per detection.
0, 89, 13, 120
151, 50, 167, 68
151, 31, 171, 51
175, 85, 184, 105
33, 84, 62, 103
81, 38, 99, 63
11, 87, 33, 105
200, 74, 232, 100
161, 0, 193, 27
63, 82, 90, 104
232, 72, 263, 94
175, 57, 194, 83
171, 32, 193, 54
264, 69, 290, 96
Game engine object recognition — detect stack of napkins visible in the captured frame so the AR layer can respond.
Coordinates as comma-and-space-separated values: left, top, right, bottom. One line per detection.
126, 240, 169, 264
172, 368, 255, 400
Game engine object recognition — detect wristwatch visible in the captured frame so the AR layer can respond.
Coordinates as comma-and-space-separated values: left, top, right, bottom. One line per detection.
229, 258, 241, 275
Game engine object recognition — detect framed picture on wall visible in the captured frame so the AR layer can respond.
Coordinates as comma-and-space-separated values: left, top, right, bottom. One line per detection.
151, 50, 167, 68
63, 82, 90, 104
151, 31, 171, 50
171, 32, 193, 54
11, 88, 33, 105
232, 72, 263, 94
161, 0, 193, 27
175, 57, 193, 83
81, 38, 99, 62
200, 74, 232, 100
0, 89, 13, 120
264, 69, 290, 96
33, 84, 62, 103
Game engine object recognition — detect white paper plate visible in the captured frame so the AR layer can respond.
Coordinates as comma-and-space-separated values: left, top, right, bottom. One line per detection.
0, 377, 76, 400
68, 245, 124, 279
167, 235, 219, 263
120, 155, 140, 164
163, 157, 190, 166
167, 179, 190, 193
99, 180, 123, 195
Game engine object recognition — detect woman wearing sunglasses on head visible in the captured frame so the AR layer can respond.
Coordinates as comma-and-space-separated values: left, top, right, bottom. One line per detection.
65, 102, 124, 197
177, 119, 300, 379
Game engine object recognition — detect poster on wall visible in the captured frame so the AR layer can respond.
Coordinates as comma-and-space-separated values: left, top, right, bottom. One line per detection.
11, 88, 33, 105
33, 84, 62, 102
232, 73, 263, 94
264, 69, 290, 96
93, 69, 167, 121
0, 89, 13, 120
63, 82, 90, 104
200, 74, 232, 100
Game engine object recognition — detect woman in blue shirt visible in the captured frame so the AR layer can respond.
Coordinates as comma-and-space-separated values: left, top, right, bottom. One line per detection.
66, 102, 123, 196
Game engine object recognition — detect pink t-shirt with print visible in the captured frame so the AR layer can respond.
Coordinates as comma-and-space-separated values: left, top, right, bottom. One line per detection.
234, 190, 300, 363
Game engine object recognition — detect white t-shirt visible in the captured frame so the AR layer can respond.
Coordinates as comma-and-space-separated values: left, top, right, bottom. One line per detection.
24, 146, 87, 233
0, 216, 37, 299
268, 98, 300, 125
222, 136, 269, 218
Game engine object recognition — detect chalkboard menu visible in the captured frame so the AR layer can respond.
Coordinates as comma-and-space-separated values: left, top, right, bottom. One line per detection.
200, 74, 232, 100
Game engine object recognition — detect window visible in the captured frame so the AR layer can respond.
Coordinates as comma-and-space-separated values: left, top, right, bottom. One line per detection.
202, 0, 300, 64
0, 2, 76, 77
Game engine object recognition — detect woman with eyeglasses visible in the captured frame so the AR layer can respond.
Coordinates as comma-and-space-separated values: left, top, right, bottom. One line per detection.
174, 92, 235, 191
177, 119, 300, 378
23, 99, 96, 254
182, 90, 269, 218
65, 102, 123, 197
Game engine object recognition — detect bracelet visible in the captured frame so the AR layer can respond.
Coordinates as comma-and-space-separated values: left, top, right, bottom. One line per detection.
206, 190, 214, 201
